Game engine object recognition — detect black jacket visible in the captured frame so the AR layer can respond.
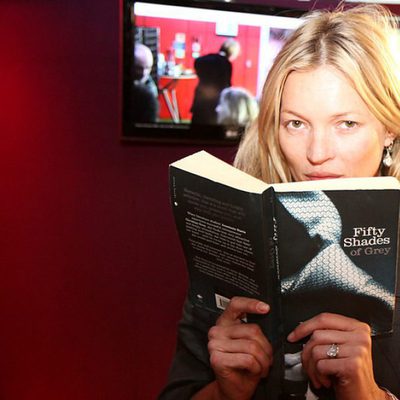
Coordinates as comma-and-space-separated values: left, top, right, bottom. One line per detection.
159, 293, 400, 399
190, 53, 232, 125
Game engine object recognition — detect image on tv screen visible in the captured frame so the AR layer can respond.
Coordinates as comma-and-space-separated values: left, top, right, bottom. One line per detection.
123, 1, 303, 143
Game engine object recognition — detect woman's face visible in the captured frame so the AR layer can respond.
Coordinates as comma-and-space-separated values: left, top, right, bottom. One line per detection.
278, 65, 393, 181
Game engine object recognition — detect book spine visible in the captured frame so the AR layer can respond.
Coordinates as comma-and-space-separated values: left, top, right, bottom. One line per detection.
258, 188, 283, 346
259, 189, 286, 397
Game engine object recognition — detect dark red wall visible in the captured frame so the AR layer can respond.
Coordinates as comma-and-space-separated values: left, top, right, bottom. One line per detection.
0, 1, 235, 399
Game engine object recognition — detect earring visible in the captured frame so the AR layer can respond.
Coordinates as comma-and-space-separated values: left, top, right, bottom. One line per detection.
383, 142, 394, 168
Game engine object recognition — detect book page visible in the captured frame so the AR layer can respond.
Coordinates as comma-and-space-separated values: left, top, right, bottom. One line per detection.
171, 150, 269, 193
172, 151, 400, 193
274, 176, 400, 192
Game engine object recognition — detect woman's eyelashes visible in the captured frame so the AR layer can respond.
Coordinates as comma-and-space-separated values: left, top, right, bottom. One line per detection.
282, 119, 307, 131
282, 119, 359, 132
338, 120, 359, 130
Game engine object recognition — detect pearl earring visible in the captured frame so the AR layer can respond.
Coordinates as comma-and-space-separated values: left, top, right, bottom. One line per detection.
383, 142, 394, 168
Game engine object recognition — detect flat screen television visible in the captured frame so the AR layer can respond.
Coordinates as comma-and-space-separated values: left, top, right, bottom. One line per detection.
122, 0, 305, 144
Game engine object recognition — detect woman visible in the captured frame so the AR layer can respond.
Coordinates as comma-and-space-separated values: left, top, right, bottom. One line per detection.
216, 86, 259, 128
160, 5, 400, 400
216, 86, 259, 138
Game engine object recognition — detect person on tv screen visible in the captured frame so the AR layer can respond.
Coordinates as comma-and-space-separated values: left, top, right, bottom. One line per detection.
216, 86, 259, 137
160, 5, 400, 400
129, 43, 159, 123
190, 38, 240, 125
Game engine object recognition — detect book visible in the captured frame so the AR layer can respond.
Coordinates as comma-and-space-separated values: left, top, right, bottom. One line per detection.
169, 150, 400, 341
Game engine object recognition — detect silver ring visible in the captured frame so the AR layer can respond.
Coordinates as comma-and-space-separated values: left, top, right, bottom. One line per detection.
326, 343, 339, 359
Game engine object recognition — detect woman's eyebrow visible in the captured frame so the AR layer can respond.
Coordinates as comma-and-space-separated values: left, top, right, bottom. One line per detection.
280, 109, 307, 120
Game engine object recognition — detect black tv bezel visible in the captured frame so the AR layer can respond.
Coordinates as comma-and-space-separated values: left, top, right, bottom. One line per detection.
121, 0, 304, 145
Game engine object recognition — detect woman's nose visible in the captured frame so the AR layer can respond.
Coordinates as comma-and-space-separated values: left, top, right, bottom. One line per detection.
306, 130, 334, 165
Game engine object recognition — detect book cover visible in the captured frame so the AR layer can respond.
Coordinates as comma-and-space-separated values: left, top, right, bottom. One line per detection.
170, 152, 281, 343
169, 150, 400, 341
276, 188, 399, 336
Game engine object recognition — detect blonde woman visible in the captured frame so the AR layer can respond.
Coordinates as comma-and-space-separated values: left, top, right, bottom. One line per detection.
216, 86, 259, 135
160, 5, 400, 400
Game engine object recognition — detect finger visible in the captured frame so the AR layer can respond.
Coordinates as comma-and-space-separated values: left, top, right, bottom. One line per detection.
210, 350, 264, 377
304, 341, 368, 390
306, 361, 332, 390
311, 344, 375, 392
301, 329, 370, 364
301, 331, 346, 389
315, 357, 349, 380
301, 330, 347, 361
300, 343, 332, 389
305, 329, 350, 345
287, 313, 370, 342
309, 343, 348, 361
217, 297, 269, 327
209, 323, 273, 358
208, 338, 273, 376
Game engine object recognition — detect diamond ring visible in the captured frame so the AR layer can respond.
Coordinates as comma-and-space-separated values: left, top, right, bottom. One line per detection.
326, 343, 339, 358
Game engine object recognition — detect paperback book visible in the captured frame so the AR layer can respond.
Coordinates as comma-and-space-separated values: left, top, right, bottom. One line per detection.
169, 151, 400, 342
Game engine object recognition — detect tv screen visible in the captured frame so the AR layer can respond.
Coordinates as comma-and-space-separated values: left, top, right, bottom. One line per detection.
122, 0, 304, 144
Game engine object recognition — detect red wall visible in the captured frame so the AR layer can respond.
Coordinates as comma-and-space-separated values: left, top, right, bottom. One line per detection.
137, 15, 260, 121
0, 1, 235, 399
9, 1, 400, 398
137, 15, 261, 94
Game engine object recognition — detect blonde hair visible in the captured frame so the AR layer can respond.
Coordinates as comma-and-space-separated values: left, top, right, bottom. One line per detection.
234, 4, 400, 182
217, 87, 259, 128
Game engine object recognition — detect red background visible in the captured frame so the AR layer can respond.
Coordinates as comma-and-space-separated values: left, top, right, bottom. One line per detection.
137, 15, 260, 121
0, 0, 234, 398
2, 1, 400, 399
136, 15, 260, 91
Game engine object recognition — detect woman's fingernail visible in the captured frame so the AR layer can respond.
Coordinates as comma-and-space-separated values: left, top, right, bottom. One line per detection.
287, 332, 294, 341
257, 302, 269, 313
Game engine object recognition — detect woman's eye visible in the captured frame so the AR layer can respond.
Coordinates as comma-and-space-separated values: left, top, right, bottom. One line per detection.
287, 120, 304, 129
340, 120, 357, 129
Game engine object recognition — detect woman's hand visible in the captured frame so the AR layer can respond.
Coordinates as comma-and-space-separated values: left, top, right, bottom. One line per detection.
287, 313, 387, 400
206, 296, 273, 400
